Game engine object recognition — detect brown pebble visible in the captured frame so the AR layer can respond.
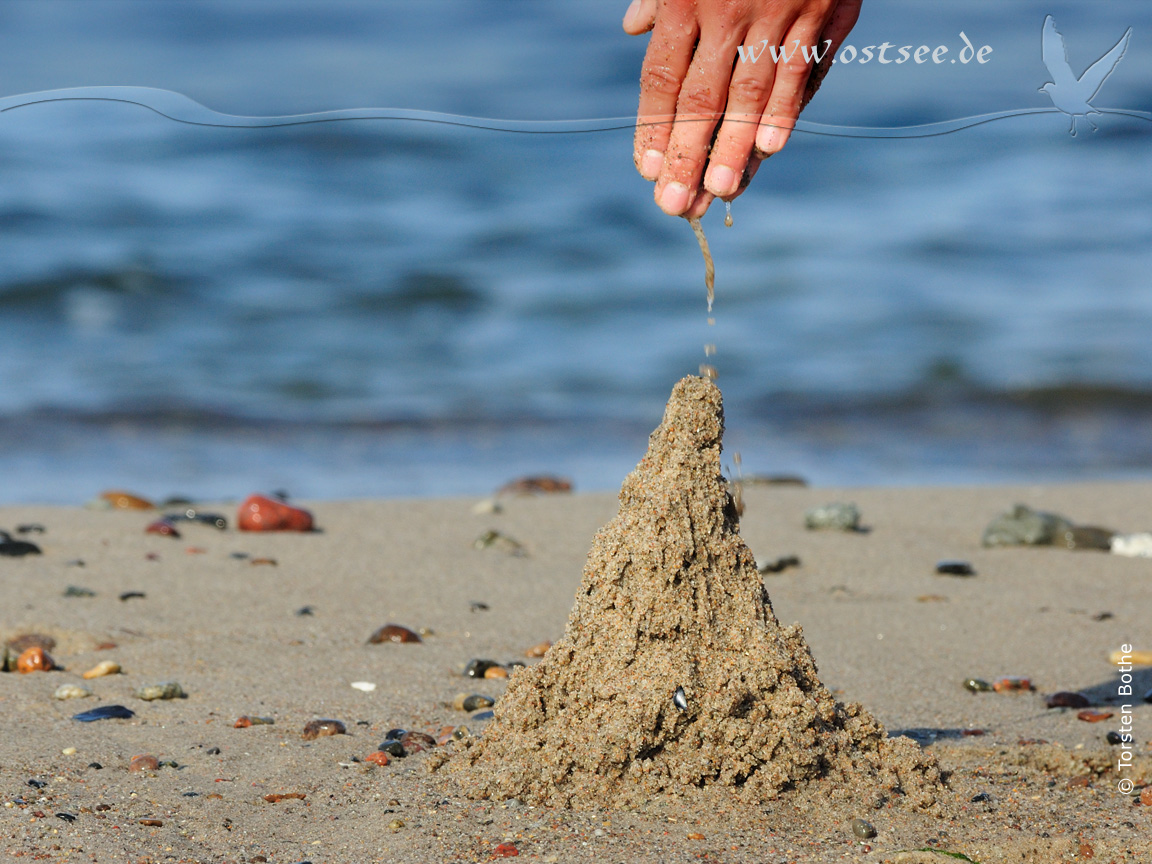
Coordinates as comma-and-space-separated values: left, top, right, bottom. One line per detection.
234, 715, 274, 728
101, 490, 154, 510
1046, 691, 1090, 709
484, 665, 509, 679
82, 660, 121, 679
1076, 709, 1113, 723
128, 755, 160, 772
185, 547, 206, 555
687, 833, 705, 840
1140, 786, 1152, 806
237, 494, 314, 532
498, 476, 572, 495
364, 751, 391, 767
524, 641, 552, 658
960, 728, 987, 736
249, 558, 278, 566
6, 633, 56, 653
399, 730, 436, 754
145, 520, 180, 537
915, 594, 949, 603
302, 719, 346, 740
993, 676, 1033, 692
263, 792, 306, 803
1066, 774, 1092, 788
138, 819, 163, 827
95, 642, 117, 651
1077, 842, 1094, 858
16, 647, 56, 673
367, 624, 422, 644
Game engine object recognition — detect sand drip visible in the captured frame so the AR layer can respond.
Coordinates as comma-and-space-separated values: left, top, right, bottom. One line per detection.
455, 376, 939, 808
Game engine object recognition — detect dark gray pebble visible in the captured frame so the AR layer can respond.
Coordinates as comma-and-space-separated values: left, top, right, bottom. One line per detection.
850, 817, 877, 839
119, 591, 146, 601
673, 686, 687, 710
87, 763, 103, 770
230, 552, 249, 559
379, 741, 405, 757
936, 560, 975, 576
16, 524, 45, 534
759, 555, 801, 575
1045, 691, 1090, 709
462, 694, 494, 712
1143, 687, 1152, 704
165, 509, 228, 530
207, 747, 221, 755
0, 531, 42, 556
470, 710, 495, 722
73, 705, 135, 722
465, 659, 499, 678
182, 792, 200, 797
1106, 731, 1123, 745
383, 728, 406, 741
295, 606, 315, 616
63, 586, 96, 598
27, 779, 47, 789
964, 678, 993, 692
55, 813, 76, 823
982, 504, 1073, 547
469, 602, 490, 612
970, 792, 993, 803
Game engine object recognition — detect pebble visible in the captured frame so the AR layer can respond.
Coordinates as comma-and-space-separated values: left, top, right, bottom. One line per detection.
302, 719, 346, 740
8, 633, 56, 653
399, 730, 436, 755
804, 502, 861, 531
471, 498, 502, 515
492, 842, 519, 857
1077, 709, 1113, 723
1111, 532, 1152, 558
524, 641, 551, 658
1059, 526, 1114, 551
237, 494, 314, 532
378, 741, 405, 757
364, 751, 391, 767
100, 490, 155, 510
119, 591, 146, 601
758, 555, 801, 575
850, 818, 877, 840
992, 677, 1033, 692
367, 624, 422, 644
234, 716, 275, 728
388, 819, 404, 832
295, 606, 315, 616
464, 659, 499, 678
0, 532, 42, 556
963, 678, 993, 692
53, 684, 93, 700
935, 560, 975, 576
981, 504, 1073, 547
1110, 649, 1152, 665
453, 694, 495, 712
16, 647, 56, 673
470, 710, 495, 722
61, 747, 77, 755
73, 705, 135, 722
82, 661, 121, 679
473, 529, 525, 555
264, 793, 306, 803
165, 509, 228, 530
16, 524, 45, 534
128, 755, 160, 772
498, 476, 572, 495
135, 682, 185, 701
63, 585, 96, 597
1045, 691, 1090, 709
1145, 687, 1152, 705
470, 601, 490, 612
145, 520, 180, 538
484, 665, 509, 680
350, 681, 376, 692
1106, 731, 1123, 745
673, 686, 688, 711
1141, 787, 1152, 807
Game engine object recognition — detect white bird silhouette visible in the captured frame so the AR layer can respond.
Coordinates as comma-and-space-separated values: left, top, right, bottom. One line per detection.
1040, 15, 1132, 136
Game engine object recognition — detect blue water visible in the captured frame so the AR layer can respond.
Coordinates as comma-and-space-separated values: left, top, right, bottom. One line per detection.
0, 1, 1150, 503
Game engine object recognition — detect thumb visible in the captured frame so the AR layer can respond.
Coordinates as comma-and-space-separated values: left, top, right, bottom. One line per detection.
623, 0, 658, 35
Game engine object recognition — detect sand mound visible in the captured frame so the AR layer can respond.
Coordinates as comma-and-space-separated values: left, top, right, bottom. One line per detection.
454, 376, 939, 808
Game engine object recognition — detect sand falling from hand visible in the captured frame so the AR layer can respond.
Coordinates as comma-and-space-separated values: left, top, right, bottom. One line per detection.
454, 376, 941, 808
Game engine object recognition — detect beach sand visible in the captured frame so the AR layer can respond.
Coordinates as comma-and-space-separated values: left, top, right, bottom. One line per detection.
1, 480, 1151, 862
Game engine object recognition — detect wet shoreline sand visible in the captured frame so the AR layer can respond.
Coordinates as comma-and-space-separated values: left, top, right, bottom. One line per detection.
1, 483, 1150, 861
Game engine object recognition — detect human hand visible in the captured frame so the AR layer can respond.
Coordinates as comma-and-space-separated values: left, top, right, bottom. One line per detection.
623, 0, 862, 217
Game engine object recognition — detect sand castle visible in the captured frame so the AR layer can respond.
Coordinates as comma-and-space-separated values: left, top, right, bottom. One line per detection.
456, 376, 940, 808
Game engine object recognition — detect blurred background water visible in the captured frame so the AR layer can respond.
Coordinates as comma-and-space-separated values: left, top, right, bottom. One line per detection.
0, 0, 1149, 503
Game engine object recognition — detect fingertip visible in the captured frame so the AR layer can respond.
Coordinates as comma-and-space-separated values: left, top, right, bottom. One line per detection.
656, 181, 692, 216
704, 164, 738, 198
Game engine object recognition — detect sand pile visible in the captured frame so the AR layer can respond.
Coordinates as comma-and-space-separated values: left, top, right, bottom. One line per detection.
454, 376, 940, 808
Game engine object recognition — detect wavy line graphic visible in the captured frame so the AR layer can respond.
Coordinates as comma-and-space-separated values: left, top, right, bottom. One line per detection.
1, 86, 1149, 138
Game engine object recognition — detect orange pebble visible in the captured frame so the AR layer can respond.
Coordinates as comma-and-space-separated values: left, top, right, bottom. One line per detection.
128, 754, 160, 772
16, 646, 55, 673
364, 751, 391, 767
992, 676, 1033, 692
484, 666, 508, 679
687, 833, 705, 840
237, 495, 314, 532
1076, 709, 1113, 723
101, 490, 154, 510
492, 843, 519, 858
1139, 786, 1152, 806
524, 641, 552, 658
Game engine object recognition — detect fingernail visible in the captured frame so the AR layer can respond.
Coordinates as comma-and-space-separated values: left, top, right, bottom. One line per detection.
658, 182, 690, 215
757, 123, 785, 154
623, 0, 641, 27
640, 149, 664, 180
705, 164, 737, 197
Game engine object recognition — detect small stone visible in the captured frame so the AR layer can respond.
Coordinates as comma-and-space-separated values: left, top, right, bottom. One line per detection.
139, 819, 163, 827
1059, 526, 1115, 551
119, 591, 146, 601
1045, 691, 1090, 709
399, 730, 436, 755
295, 606, 315, 616
302, 719, 346, 740
54, 684, 93, 700
1141, 787, 1152, 806
686, 833, 705, 841
250, 557, 277, 566
128, 755, 160, 773
964, 678, 993, 692
1111, 533, 1152, 558
367, 624, 422, 644
232, 718, 273, 732
935, 560, 975, 576
263, 793, 306, 803
82, 660, 121, 679
758, 555, 801, 574
378, 741, 405, 757
498, 476, 572, 495
471, 498, 503, 515
61, 747, 77, 755
673, 686, 688, 711
464, 659, 499, 678
992, 677, 1033, 692
71, 704, 134, 723
364, 751, 391, 767
350, 681, 376, 692
470, 601, 490, 612
237, 494, 314, 532
100, 490, 155, 510
135, 682, 185, 701
473, 529, 525, 555
484, 665, 509, 680
63, 585, 96, 597
16, 524, 45, 534
804, 502, 861, 531
492, 842, 520, 857
145, 519, 180, 538
850, 818, 877, 840
470, 710, 495, 722
383, 728, 406, 741
165, 509, 228, 530
982, 504, 1073, 547
1106, 731, 1123, 745
0, 532, 42, 556
16, 646, 56, 673
1077, 710, 1113, 723
453, 694, 495, 712
388, 819, 404, 832
1066, 774, 1092, 788
524, 641, 552, 658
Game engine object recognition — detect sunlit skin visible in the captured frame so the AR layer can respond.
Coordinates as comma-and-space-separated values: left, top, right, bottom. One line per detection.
623, 0, 863, 217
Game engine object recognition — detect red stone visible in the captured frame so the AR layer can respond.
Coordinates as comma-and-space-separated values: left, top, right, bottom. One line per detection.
237, 495, 314, 532
492, 843, 519, 858
263, 792, 306, 803
16, 646, 55, 673
128, 754, 160, 772
992, 677, 1032, 692
1076, 709, 1113, 723
367, 624, 422, 644
1140, 786, 1152, 806
364, 751, 391, 766
145, 520, 180, 537
1046, 691, 1090, 709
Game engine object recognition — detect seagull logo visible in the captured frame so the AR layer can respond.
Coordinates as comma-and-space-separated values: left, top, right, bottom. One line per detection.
1040, 15, 1132, 136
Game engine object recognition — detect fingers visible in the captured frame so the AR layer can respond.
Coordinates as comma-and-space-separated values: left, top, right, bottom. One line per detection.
702, 21, 787, 198
634, 5, 699, 183
652, 28, 745, 215
622, 0, 658, 35
802, 0, 861, 110
754, 15, 833, 156
684, 188, 715, 220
